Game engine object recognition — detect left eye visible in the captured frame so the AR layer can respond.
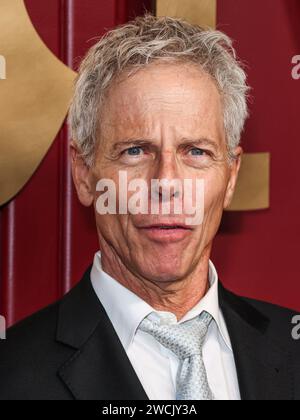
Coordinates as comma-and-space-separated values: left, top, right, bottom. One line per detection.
125, 146, 144, 156
189, 148, 207, 156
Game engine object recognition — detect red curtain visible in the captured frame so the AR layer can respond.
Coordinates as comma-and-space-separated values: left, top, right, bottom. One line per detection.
1, 0, 299, 327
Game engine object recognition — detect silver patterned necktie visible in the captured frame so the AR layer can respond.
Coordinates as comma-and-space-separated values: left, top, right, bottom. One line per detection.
139, 310, 214, 400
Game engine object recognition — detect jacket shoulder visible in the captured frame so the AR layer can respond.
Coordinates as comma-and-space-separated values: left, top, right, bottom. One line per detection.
228, 289, 300, 357
0, 300, 74, 399
3, 300, 59, 345
242, 294, 298, 317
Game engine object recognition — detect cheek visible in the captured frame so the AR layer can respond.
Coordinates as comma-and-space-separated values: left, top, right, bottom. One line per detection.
203, 170, 228, 215
94, 211, 133, 255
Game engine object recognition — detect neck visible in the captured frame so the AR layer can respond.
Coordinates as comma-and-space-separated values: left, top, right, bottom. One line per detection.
98, 238, 212, 321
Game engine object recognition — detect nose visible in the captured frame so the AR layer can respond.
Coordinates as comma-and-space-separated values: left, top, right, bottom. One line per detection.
151, 150, 182, 201
155, 150, 177, 179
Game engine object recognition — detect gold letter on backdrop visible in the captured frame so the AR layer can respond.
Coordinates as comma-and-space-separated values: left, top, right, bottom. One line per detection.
156, 0, 270, 211
0, 0, 76, 205
157, 0, 216, 28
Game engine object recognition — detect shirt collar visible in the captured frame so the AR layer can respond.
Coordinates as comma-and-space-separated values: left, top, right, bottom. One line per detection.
91, 251, 232, 352
179, 259, 232, 350
91, 252, 154, 351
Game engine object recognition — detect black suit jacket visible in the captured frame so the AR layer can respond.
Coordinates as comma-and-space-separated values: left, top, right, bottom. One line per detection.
0, 266, 299, 400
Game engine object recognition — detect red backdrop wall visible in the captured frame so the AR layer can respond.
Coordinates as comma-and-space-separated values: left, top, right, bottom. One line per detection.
0, 0, 299, 327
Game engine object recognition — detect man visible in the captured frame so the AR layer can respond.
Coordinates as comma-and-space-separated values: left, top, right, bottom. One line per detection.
0, 14, 299, 400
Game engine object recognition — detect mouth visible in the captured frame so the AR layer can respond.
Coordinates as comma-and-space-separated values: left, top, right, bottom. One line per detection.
141, 223, 192, 229
137, 223, 193, 243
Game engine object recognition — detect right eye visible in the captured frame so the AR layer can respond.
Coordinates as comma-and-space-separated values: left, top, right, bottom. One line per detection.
123, 146, 145, 156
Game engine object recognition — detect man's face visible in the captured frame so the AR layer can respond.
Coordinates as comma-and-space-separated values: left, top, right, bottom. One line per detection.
73, 62, 241, 283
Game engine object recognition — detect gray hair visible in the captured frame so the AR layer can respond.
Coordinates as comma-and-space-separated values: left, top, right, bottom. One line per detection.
69, 13, 250, 166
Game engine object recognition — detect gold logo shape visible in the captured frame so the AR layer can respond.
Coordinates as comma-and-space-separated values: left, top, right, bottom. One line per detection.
157, 0, 217, 28
0, 0, 76, 205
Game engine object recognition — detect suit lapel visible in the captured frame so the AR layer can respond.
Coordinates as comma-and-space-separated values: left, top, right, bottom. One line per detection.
56, 267, 148, 400
219, 282, 293, 400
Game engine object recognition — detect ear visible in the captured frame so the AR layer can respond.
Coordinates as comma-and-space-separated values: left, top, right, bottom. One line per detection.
70, 141, 94, 207
223, 146, 243, 209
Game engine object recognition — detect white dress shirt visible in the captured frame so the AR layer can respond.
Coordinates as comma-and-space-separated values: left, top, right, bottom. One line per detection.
91, 251, 241, 400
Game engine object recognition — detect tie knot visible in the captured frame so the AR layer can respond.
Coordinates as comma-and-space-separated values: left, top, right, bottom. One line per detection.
139, 311, 213, 360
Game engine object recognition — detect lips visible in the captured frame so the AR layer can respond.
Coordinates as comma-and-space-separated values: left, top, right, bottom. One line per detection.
136, 222, 193, 243
141, 223, 192, 230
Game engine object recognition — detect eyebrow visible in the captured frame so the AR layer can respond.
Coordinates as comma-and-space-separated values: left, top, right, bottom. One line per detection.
179, 138, 219, 151
111, 139, 155, 151
110, 137, 219, 152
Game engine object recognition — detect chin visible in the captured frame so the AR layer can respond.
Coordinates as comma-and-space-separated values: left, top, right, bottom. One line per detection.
136, 258, 189, 283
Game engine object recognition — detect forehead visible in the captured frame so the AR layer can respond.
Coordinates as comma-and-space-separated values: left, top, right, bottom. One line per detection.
100, 62, 224, 139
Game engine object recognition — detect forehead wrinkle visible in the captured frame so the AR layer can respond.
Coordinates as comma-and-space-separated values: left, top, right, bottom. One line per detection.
105, 67, 222, 123
100, 65, 225, 150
